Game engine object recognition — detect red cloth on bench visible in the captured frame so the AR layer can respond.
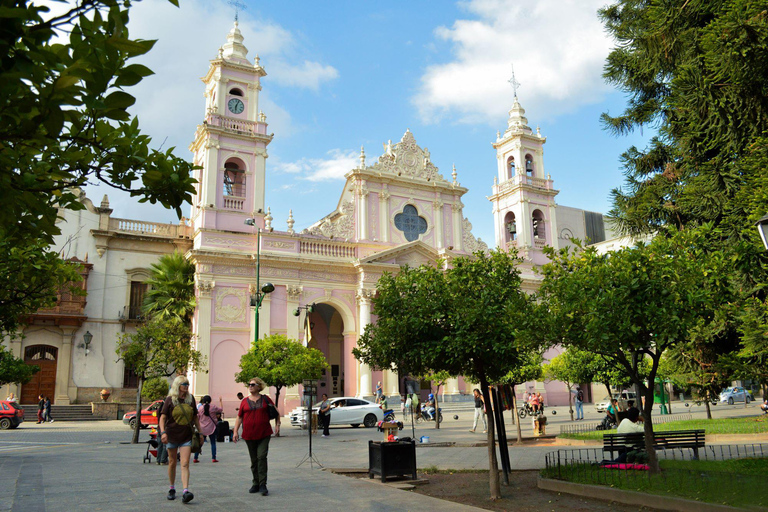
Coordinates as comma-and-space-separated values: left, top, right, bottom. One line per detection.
600, 463, 649, 470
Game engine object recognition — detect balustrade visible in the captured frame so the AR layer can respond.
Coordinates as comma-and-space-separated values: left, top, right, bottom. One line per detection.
222, 197, 245, 210
299, 240, 356, 258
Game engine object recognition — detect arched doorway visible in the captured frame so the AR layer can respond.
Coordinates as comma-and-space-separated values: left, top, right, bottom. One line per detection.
20, 345, 57, 404
306, 303, 344, 399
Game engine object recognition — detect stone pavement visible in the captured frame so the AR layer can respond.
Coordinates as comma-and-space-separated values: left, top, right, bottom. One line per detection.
0, 401, 763, 511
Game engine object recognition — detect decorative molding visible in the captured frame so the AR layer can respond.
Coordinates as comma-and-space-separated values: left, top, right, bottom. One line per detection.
300, 269, 357, 283
368, 130, 445, 182
305, 200, 354, 239
197, 279, 215, 297
265, 241, 295, 249
451, 202, 464, 213
260, 267, 300, 279
215, 287, 247, 323
212, 265, 255, 276
432, 199, 444, 209
206, 236, 252, 247
462, 218, 489, 254
356, 288, 375, 304
286, 285, 303, 300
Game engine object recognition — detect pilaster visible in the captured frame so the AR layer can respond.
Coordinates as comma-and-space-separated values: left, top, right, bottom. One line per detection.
194, 279, 214, 396
55, 327, 77, 405
356, 289, 374, 398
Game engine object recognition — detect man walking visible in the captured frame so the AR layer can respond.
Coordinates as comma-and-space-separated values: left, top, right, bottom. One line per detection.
574, 387, 584, 420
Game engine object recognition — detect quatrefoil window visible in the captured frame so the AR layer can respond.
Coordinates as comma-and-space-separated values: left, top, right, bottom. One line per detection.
394, 205, 427, 242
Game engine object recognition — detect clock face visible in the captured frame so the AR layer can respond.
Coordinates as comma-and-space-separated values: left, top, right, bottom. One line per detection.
228, 98, 244, 114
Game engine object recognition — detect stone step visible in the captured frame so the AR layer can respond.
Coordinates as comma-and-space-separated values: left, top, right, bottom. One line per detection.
19, 404, 104, 421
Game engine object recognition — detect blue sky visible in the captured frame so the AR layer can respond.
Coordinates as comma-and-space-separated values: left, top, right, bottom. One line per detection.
90, 0, 651, 245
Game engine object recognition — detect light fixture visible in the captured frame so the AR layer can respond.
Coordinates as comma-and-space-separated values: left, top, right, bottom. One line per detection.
244, 218, 256, 226
756, 214, 768, 250
81, 331, 93, 356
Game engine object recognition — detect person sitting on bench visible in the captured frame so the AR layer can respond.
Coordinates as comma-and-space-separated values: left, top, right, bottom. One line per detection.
617, 408, 644, 434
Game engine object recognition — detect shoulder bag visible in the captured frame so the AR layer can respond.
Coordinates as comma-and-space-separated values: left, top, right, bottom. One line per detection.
182, 404, 202, 454
266, 396, 280, 420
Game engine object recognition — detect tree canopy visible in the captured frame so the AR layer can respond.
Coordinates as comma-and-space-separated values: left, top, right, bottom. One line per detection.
354, 250, 542, 499
142, 252, 196, 326
0, 345, 38, 386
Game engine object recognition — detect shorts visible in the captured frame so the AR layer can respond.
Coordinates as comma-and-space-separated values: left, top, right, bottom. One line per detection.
165, 439, 192, 449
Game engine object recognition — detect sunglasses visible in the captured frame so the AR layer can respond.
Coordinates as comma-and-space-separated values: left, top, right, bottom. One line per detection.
248, 383, 258, 387
180, 383, 189, 387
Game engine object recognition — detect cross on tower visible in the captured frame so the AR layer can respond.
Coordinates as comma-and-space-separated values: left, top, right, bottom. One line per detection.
508, 64, 521, 99
227, 0, 247, 22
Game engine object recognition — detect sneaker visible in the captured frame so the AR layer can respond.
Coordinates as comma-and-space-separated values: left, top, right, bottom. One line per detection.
212, 459, 218, 463
249, 485, 259, 494
321, 434, 329, 438
182, 491, 194, 504
167, 489, 176, 501
193, 459, 199, 463
259, 484, 268, 496
482, 430, 487, 433
469, 429, 475, 432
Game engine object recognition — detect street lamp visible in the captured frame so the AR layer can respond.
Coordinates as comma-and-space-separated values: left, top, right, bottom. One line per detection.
245, 218, 274, 344
755, 214, 768, 250
80, 331, 93, 356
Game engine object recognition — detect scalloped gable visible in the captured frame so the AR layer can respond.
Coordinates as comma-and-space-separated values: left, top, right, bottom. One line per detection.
370, 129, 446, 182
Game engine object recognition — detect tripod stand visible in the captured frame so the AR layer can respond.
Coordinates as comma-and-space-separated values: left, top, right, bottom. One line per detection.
296, 392, 322, 468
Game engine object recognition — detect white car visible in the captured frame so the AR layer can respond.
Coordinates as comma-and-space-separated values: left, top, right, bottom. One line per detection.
595, 391, 638, 413
289, 397, 384, 429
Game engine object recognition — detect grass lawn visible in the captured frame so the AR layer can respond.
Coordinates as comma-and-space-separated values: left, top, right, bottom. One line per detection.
542, 457, 768, 509
560, 416, 768, 440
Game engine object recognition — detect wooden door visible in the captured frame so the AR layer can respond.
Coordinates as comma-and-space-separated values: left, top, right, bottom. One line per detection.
20, 345, 58, 404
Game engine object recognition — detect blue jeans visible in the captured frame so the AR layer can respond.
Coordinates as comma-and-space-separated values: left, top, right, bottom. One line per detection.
574, 401, 584, 419
193, 435, 217, 461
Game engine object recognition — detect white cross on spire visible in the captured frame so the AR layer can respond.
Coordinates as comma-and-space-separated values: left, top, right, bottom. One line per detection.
508, 64, 521, 99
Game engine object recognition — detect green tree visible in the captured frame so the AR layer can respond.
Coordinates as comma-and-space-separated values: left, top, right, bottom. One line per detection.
354, 250, 541, 499
0, 345, 38, 386
117, 317, 205, 443
543, 350, 596, 422
236, 334, 329, 429
141, 376, 169, 401
500, 353, 543, 443
1, 0, 196, 246
142, 252, 196, 326
0, 239, 84, 335
412, 370, 452, 429
537, 229, 728, 472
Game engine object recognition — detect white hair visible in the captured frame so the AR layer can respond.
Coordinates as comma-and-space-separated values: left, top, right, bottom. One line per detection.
169, 375, 193, 406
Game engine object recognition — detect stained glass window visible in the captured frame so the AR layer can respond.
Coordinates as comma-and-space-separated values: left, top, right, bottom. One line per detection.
394, 205, 427, 242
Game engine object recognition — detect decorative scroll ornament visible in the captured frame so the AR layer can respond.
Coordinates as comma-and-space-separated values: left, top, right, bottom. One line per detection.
286, 285, 303, 299
215, 287, 247, 323
305, 200, 354, 239
368, 130, 445, 182
462, 218, 489, 254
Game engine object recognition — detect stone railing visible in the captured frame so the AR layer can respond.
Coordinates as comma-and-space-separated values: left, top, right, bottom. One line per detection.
534, 238, 547, 248
497, 174, 554, 193
110, 218, 191, 238
506, 240, 518, 250
205, 113, 266, 135
299, 239, 356, 259
222, 196, 245, 210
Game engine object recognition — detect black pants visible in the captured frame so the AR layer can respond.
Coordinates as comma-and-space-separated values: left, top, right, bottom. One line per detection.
320, 413, 330, 436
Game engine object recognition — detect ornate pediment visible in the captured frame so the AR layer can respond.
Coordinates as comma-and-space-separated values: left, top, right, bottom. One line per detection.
368, 130, 445, 182
360, 241, 440, 266
303, 199, 354, 239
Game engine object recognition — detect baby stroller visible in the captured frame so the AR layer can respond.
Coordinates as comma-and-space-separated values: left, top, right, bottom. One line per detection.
143, 431, 159, 463
596, 414, 617, 431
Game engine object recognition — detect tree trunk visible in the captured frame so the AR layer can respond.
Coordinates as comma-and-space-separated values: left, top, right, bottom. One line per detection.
705, 399, 712, 420
513, 394, 523, 444
132, 376, 144, 444
568, 384, 574, 421
435, 383, 441, 429
481, 376, 501, 500
642, 385, 660, 473
274, 385, 282, 437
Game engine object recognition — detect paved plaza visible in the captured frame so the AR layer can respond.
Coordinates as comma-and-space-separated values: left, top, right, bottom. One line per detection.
0, 401, 763, 511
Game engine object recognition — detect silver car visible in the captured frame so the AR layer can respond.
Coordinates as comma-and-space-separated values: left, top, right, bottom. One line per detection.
719, 386, 754, 405
289, 396, 384, 428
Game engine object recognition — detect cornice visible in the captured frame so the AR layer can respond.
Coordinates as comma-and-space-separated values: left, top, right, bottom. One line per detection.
201, 59, 266, 83
345, 168, 468, 196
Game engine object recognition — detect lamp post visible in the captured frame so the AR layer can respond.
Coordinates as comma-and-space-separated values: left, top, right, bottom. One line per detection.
245, 219, 274, 344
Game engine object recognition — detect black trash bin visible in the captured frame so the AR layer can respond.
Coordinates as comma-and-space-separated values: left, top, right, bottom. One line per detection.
216, 420, 230, 442
368, 440, 416, 482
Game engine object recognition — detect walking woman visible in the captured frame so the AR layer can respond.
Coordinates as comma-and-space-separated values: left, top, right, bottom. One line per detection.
159, 375, 204, 504
469, 389, 487, 433
234, 377, 275, 496
194, 395, 222, 464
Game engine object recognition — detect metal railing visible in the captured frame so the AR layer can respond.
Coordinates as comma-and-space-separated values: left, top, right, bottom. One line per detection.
560, 412, 693, 435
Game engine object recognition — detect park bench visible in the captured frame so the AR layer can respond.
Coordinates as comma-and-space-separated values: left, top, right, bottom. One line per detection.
603, 429, 706, 460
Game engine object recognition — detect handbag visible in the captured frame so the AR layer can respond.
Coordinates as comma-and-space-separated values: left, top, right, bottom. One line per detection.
266, 398, 280, 420
182, 404, 202, 454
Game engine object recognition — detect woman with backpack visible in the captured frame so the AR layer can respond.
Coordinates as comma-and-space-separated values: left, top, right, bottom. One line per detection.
193, 395, 222, 464
573, 387, 584, 420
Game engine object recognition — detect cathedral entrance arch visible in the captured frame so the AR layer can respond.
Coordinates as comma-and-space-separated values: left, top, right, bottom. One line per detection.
306, 303, 348, 399
21, 345, 57, 404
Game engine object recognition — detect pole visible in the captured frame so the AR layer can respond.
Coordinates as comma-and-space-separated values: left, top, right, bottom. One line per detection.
254, 228, 261, 344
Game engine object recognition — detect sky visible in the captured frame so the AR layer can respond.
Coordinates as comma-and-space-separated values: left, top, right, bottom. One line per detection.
85, 0, 652, 246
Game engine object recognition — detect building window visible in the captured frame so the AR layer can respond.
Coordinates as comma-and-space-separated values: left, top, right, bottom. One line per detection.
394, 205, 428, 242
25, 345, 57, 361
504, 212, 517, 242
532, 209, 545, 240
229, 88, 244, 97
123, 367, 139, 388
129, 281, 147, 320
507, 156, 515, 179
525, 154, 534, 176
223, 161, 246, 197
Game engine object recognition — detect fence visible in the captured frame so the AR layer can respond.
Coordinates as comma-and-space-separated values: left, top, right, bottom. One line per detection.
543, 444, 768, 509
559, 412, 693, 435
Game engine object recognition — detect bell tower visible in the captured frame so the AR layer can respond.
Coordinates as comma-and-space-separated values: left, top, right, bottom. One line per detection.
489, 94, 559, 266
189, 21, 273, 236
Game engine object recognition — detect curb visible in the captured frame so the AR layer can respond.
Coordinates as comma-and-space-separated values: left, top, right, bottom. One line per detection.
537, 476, 746, 512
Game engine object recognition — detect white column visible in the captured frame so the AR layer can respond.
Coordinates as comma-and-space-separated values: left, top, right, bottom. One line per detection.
55, 327, 77, 405
445, 378, 460, 396
201, 144, 219, 208
259, 295, 271, 340
549, 203, 559, 250
384, 369, 399, 397
359, 185, 369, 240
433, 199, 444, 249
357, 291, 373, 398
252, 149, 267, 214
379, 187, 390, 242
520, 199, 531, 247
247, 83, 259, 121
452, 203, 463, 251
194, 282, 214, 396
493, 202, 502, 249
285, 287, 301, 341
216, 80, 226, 116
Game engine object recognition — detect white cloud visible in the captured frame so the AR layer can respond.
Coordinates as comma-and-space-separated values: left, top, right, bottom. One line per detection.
414, 0, 613, 125
272, 150, 359, 182
269, 60, 340, 90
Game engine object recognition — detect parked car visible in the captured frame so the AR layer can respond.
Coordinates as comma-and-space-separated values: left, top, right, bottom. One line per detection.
0, 400, 24, 429
595, 391, 638, 413
122, 399, 164, 429
719, 386, 754, 405
289, 397, 384, 429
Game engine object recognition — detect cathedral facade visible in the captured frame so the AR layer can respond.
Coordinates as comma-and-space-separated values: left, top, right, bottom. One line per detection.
2, 23, 615, 413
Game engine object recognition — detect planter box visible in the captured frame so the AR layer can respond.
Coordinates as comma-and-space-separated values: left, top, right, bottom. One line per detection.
368, 440, 416, 482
